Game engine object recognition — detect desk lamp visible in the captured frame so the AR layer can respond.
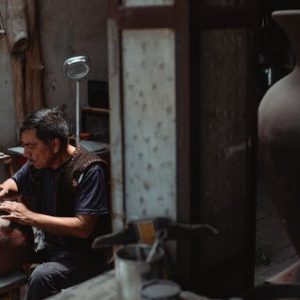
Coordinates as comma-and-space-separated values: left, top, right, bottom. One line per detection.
63, 55, 90, 144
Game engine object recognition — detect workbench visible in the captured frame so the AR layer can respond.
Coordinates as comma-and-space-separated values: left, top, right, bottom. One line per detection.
49, 270, 208, 300
49, 270, 117, 300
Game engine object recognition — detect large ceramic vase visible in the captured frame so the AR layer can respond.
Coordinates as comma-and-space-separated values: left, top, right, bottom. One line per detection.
259, 10, 300, 254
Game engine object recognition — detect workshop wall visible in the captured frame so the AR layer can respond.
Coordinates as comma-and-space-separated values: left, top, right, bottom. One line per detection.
0, 0, 108, 179
0, 1, 17, 152
39, 0, 108, 134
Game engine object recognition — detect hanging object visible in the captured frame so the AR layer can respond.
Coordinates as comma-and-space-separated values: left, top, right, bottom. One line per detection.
63, 55, 90, 144
0, 9, 5, 39
6, 0, 29, 53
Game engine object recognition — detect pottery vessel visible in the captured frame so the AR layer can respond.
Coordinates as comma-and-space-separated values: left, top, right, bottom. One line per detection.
0, 222, 33, 275
0, 193, 33, 275
259, 10, 300, 253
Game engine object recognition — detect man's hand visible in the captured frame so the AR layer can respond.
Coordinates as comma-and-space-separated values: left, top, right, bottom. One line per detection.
0, 201, 33, 225
0, 179, 19, 201
0, 201, 98, 238
0, 187, 9, 199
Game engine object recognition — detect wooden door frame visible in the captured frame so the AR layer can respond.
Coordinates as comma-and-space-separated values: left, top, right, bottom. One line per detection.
107, 0, 191, 286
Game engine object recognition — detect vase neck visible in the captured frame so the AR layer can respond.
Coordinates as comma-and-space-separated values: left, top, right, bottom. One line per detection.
283, 31, 300, 64
272, 12, 300, 65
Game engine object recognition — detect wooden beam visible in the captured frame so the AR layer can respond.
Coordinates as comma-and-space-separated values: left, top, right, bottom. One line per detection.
109, 5, 176, 29
195, 6, 256, 29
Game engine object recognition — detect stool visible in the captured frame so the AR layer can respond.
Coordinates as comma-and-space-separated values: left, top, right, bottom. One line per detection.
0, 153, 14, 178
0, 271, 27, 300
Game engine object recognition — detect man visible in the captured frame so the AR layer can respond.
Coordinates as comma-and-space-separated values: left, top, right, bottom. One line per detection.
0, 108, 111, 299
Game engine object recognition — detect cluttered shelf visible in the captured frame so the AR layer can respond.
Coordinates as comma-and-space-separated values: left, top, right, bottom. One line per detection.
81, 106, 110, 143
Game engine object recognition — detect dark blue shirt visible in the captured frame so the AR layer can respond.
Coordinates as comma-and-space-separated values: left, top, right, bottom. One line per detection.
13, 161, 108, 215
12, 161, 108, 256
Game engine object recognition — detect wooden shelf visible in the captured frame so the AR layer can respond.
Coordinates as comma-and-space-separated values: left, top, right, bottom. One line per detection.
81, 106, 110, 139
82, 106, 110, 115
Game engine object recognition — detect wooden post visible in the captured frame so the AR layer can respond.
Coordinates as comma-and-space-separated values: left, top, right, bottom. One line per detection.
6, 0, 44, 133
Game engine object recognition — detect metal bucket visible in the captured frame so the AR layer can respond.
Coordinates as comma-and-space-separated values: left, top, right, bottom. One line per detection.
115, 244, 164, 300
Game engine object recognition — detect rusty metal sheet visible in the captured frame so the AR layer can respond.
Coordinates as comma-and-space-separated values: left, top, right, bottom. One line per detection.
122, 29, 176, 221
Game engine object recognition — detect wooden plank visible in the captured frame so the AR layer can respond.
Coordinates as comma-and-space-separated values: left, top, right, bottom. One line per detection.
188, 16, 257, 296
107, 18, 126, 232
175, 0, 191, 289
82, 106, 110, 115
193, 6, 256, 29
109, 5, 176, 29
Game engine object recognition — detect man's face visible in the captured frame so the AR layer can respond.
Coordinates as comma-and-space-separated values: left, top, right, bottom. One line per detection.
21, 129, 57, 169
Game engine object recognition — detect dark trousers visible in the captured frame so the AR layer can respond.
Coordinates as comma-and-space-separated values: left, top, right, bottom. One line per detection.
24, 252, 103, 300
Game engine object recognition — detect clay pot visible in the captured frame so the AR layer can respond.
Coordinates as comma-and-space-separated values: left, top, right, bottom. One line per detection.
0, 193, 34, 275
259, 10, 300, 253
0, 221, 34, 275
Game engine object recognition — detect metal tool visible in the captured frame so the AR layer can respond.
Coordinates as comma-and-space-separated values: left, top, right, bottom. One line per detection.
97, 218, 218, 300
63, 55, 90, 144
92, 217, 218, 249
146, 228, 167, 264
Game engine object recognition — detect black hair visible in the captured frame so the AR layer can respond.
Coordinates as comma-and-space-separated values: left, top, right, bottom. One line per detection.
20, 108, 69, 149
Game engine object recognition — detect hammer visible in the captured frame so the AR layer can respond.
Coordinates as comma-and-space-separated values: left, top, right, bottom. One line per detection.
92, 217, 218, 249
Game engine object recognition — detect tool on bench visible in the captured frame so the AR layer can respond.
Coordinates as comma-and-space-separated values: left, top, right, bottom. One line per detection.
92, 217, 218, 300
92, 217, 218, 249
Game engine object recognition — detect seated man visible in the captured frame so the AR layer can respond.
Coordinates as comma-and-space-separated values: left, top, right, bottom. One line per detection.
0, 108, 111, 300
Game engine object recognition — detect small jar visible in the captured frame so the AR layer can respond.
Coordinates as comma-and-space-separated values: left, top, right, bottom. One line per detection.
141, 279, 181, 300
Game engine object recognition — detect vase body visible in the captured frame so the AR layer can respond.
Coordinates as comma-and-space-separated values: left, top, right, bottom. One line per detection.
259, 10, 300, 253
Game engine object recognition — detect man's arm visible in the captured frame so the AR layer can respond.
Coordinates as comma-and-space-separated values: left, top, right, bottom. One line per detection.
0, 200, 97, 238
0, 162, 107, 239
0, 163, 106, 239
29, 211, 98, 238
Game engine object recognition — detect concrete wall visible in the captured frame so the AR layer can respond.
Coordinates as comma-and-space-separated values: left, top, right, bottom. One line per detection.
0, 1, 18, 180
0, 0, 108, 178
40, 0, 108, 132
0, 1, 17, 151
